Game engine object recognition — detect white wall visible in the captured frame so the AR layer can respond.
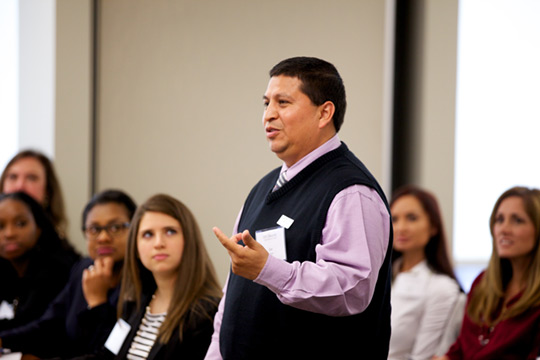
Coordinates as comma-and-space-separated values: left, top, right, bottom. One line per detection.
18, 0, 56, 157
0, 0, 19, 170
453, 0, 540, 290
54, 0, 93, 252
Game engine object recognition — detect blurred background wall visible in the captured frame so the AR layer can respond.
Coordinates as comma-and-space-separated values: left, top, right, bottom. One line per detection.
6, 0, 459, 286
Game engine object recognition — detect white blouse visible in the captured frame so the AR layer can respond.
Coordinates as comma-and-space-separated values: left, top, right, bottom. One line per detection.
388, 260, 461, 360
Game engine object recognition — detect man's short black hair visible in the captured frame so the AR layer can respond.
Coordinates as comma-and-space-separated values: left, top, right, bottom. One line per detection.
269, 57, 347, 132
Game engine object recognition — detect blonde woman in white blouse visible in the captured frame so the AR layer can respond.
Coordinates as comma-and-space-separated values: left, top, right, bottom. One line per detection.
389, 185, 464, 360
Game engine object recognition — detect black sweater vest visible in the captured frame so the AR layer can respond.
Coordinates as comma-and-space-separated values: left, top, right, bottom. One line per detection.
220, 143, 393, 360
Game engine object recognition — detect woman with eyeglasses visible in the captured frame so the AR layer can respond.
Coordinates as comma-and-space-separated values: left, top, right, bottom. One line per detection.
0, 192, 75, 332
0, 189, 136, 359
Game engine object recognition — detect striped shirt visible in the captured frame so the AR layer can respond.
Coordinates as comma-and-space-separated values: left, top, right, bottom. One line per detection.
126, 306, 166, 360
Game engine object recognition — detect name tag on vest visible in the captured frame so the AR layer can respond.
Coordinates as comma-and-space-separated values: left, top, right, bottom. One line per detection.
256, 226, 287, 260
0, 300, 15, 320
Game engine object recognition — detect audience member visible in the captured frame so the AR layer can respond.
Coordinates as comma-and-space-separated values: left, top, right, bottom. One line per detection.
434, 186, 540, 359
94, 194, 221, 359
389, 185, 463, 360
0, 192, 76, 331
0, 189, 136, 359
0, 149, 79, 264
1, 150, 67, 237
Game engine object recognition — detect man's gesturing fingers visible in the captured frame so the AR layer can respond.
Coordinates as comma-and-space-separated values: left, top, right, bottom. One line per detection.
213, 227, 243, 252
213, 227, 268, 280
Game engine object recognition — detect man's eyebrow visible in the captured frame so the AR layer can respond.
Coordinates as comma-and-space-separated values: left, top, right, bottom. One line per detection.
263, 92, 291, 100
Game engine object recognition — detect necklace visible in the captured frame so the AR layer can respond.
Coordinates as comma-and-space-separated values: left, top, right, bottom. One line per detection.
478, 325, 495, 346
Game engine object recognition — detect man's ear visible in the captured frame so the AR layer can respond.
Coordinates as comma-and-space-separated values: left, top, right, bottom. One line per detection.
318, 101, 335, 130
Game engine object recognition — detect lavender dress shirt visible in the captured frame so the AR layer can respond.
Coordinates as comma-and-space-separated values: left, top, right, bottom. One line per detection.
205, 135, 390, 359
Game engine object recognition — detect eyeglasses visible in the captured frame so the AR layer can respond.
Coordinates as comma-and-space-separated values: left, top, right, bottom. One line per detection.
83, 222, 130, 239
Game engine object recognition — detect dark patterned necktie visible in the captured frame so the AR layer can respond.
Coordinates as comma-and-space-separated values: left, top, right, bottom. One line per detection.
273, 171, 288, 191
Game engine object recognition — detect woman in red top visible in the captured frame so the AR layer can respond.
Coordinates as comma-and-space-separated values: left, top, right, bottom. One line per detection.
434, 186, 540, 360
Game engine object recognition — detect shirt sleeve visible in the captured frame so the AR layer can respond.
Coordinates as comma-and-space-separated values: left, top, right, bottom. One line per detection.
205, 207, 243, 360
204, 279, 227, 360
254, 184, 390, 316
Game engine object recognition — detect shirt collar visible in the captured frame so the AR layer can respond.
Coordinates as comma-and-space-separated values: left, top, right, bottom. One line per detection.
393, 258, 429, 277
279, 134, 341, 180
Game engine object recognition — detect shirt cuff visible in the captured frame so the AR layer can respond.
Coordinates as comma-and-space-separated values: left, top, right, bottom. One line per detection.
254, 254, 293, 294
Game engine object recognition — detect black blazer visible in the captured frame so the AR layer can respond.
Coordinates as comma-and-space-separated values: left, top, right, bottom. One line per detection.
0, 258, 119, 359
91, 293, 218, 360
0, 244, 78, 332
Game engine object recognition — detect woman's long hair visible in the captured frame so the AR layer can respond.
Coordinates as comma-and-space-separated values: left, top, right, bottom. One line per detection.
118, 194, 222, 343
467, 186, 540, 325
390, 185, 459, 283
0, 150, 67, 237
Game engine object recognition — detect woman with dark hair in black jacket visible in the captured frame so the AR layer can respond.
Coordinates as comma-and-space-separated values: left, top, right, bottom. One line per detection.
0, 191, 79, 331
0, 189, 136, 359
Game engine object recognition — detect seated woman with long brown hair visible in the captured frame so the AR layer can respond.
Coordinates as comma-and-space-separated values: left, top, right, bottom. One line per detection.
434, 186, 540, 359
96, 194, 222, 359
0, 149, 79, 263
389, 185, 463, 360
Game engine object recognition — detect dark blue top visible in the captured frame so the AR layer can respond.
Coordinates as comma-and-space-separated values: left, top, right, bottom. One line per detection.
0, 257, 120, 359
0, 244, 78, 332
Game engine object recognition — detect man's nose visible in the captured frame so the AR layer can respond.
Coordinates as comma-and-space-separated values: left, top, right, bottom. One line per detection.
263, 102, 278, 122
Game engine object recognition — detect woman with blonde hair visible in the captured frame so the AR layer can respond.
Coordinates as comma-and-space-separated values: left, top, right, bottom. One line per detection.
99, 194, 221, 359
434, 186, 540, 359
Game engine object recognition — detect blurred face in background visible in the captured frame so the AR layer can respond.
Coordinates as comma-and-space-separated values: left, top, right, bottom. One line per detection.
391, 194, 435, 256
3, 157, 47, 204
493, 196, 536, 262
84, 202, 130, 263
0, 198, 40, 262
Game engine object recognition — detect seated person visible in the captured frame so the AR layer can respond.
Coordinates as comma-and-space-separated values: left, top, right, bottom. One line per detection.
94, 194, 222, 359
388, 185, 463, 360
1, 150, 78, 257
434, 186, 540, 359
0, 189, 136, 359
0, 192, 75, 331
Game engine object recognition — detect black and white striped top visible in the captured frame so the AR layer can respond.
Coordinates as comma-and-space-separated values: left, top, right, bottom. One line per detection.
126, 307, 166, 360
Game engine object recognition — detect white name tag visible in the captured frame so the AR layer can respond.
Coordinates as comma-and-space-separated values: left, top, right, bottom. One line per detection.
277, 214, 294, 229
256, 226, 287, 260
2, 353, 23, 360
0, 300, 15, 320
105, 318, 131, 355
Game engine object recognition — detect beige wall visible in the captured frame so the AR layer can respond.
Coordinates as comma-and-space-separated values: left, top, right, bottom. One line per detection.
53, 0, 459, 285
94, 0, 392, 284
54, 0, 93, 253
408, 0, 458, 249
